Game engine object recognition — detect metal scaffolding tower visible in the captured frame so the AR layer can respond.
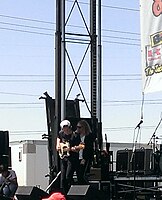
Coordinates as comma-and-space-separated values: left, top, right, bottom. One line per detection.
55, 0, 102, 144
41, 0, 103, 187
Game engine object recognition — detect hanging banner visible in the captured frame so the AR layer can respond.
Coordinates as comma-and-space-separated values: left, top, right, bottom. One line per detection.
140, 0, 162, 93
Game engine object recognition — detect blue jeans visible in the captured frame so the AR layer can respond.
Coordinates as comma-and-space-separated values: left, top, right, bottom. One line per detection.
3, 183, 18, 198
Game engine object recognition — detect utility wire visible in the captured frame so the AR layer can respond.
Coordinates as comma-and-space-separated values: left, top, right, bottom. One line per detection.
0, 78, 141, 82
66, 0, 139, 12
0, 26, 140, 46
0, 26, 54, 36
0, 74, 141, 77
0, 25, 140, 45
0, 101, 162, 106
0, 17, 140, 37
0, 91, 39, 97
0, 14, 54, 25
0, 21, 54, 31
8, 124, 162, 137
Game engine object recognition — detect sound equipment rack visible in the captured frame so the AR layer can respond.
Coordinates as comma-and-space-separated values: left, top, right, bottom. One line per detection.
113, 175, 162, 199
109, 147, 162, 199
86, 147, 162, 199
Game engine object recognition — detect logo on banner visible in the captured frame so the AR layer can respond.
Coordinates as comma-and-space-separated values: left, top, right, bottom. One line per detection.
145, 44, 162, 77
151, 32, 162, 47
152, 0, 162, 17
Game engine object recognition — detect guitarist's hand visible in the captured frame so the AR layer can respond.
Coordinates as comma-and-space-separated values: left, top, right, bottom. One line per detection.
71, 146, 78, 152
56, 146, 61, 151
80, 159, 86, 165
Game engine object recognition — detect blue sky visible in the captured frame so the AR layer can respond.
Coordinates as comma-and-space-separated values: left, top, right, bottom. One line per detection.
0, 0, 161, 146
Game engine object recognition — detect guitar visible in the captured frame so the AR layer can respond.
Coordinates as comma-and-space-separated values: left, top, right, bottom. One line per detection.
59, 142, 85, 159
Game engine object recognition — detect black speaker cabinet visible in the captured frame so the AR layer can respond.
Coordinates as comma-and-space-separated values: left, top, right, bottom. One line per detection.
130, 148, 153, 174
100, 151, 113, 180
0, 131, 10, 167
16, 186, 48, 200
67, 185, 106, 200
116, 149, 132, 174
0, 131, 9, 157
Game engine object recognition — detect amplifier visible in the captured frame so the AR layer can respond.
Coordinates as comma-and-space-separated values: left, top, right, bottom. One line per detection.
116, 149, 132, 174
129, 148, 153, 175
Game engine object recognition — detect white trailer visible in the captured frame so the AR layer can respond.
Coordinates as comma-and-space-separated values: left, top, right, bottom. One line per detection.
10, 140, 49, 191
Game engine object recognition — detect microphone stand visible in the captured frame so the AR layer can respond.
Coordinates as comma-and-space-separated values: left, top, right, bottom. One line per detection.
147, 116, 162, 175
131, 120, 143, 200
45, 171, 61, 192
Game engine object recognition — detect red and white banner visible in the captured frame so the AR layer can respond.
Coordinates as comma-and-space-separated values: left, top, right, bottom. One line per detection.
140, 0, 162, 93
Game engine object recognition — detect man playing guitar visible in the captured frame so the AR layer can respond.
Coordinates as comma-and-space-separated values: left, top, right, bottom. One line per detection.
56, 120, 84, 193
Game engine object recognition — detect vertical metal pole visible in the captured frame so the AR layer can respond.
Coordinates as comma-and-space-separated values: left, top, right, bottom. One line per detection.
61, 0, 66, 120
97, 0, 103, 150
54, 0, 62, 172
44, 97, 53, 183
97, 0, 102, 123
90, 0, 97, 118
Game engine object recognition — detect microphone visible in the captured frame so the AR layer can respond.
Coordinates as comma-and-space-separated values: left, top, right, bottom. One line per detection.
105, 134, 107, 143
135, 120, 143, 129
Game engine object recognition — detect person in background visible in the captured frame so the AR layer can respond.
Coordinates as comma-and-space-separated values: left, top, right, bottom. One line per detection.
56, 120, 83, 193
42, 192, 66, 200
0, 163, 18, 199
75, 120, 96, 184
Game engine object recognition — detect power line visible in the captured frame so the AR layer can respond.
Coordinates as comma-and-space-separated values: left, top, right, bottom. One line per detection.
0, 91, 39, 97
0, 74, 142, 82
0, 0, 140, 45
0, 14, 139, 37
102, 35, 140, 41
0, 26, 54, 36
0, 102, 43, 105
0, 26, 140, 46
8, 124, 161, 137
0, 74, 141, 77
102, 28, 140, 36
0, 106, 43, 109
11, 130, 45, 133
0, 14, 54, 25
0, 78, 141, 82
101, 4, 139, 12
0, 21, 54, 31
66, 0, 139, 12
0, 25, 140, 45
104, 125, 162, 132
0, 101, 161, 107
104, 99, 162, 103
102, 40, 140, 46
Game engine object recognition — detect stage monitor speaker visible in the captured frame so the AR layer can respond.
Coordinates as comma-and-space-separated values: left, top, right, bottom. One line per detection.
67, 185, 106, 200
116, 149, 132, 174
16, 186, 48, 200
130, 148, 153, 174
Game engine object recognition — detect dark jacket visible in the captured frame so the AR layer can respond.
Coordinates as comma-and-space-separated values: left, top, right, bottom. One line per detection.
82, 132, 95, 163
